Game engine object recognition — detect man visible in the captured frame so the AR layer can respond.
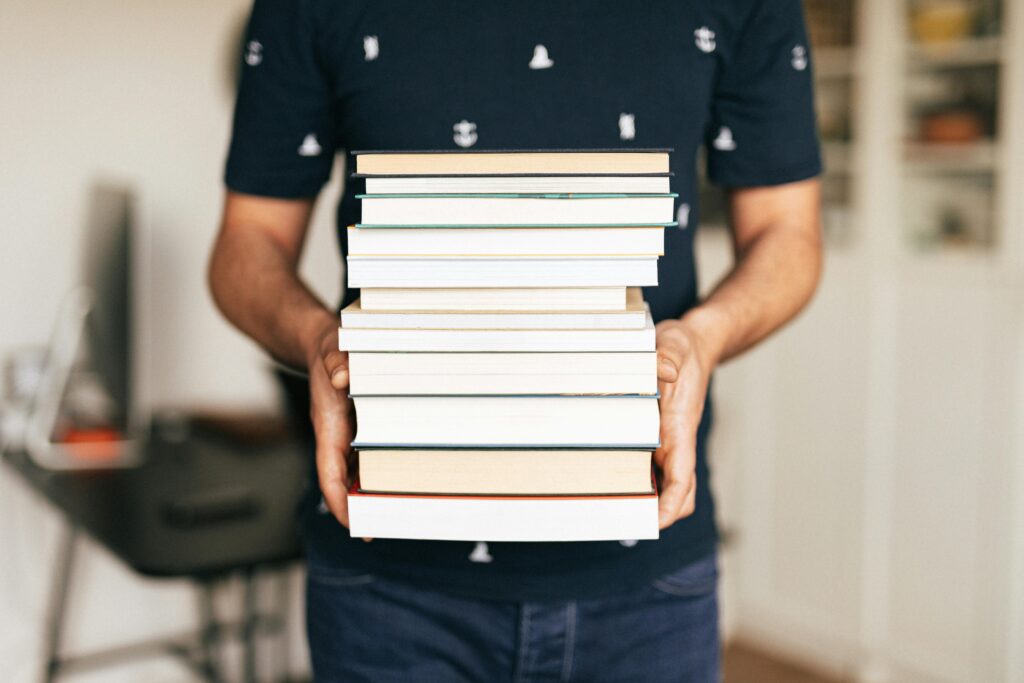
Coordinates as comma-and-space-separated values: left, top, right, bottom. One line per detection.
209, 1, 822, 680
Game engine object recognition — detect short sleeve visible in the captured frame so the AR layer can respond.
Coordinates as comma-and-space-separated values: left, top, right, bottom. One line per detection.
224, 0, 336, 199
706, 0, 822, 187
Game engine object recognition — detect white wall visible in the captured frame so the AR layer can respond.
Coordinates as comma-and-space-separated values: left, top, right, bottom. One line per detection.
0, 0, 344, 409
1, 1, 342, 680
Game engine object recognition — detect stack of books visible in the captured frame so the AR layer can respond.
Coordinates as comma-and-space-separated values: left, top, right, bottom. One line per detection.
342, 149, 674, 542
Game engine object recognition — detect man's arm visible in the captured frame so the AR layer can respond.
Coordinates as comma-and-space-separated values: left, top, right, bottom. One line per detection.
209, 191, 354, 526
654, 178, 823, 528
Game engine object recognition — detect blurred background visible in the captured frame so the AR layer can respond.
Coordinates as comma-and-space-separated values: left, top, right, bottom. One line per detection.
1, 0, 1022, 682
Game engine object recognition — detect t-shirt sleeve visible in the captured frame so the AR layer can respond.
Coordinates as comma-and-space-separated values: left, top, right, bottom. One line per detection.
705, 0, 822, 187
224, 0, 336, 199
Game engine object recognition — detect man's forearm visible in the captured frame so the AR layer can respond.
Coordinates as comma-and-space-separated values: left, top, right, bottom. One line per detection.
208, 227, 335, 371
681, 185, 823, 366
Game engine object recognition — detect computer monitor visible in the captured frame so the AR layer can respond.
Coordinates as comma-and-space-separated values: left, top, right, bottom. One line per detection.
26, 183, 143, 468
80, 184, 135, 430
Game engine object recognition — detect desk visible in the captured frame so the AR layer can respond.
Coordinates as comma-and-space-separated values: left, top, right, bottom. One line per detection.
3, 425, 308, 682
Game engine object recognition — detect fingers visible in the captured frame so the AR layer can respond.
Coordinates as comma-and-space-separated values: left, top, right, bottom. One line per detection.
658, 471, 697, 529
657, 355, 679, 383
655, 427, 698, 529
316, 432, 351, 528
323, 349, 349, 390
311, 347, 355, 528
657, 477, 687, 528
656, 328, 689, 383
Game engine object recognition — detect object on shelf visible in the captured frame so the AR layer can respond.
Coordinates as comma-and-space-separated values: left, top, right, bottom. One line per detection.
921, 109, 985, 143
907, 66, 998, 143
910, 0, 977, 44
907, 35, 1002, 67
938, 206, 973, 247
904, 172, 995, 250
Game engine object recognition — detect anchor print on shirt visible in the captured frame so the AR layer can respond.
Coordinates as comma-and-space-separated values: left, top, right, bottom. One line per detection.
529, 44, 554, 69
245, 40, 263, 66
618, 113, 636, 141
791, 45, 808, 71
298, 133, 322, 157
712, 126, 737, 152
453, 120, 478, 148
468, 542, 494, 563
363, 35, 379, 61
694, 27, 716, 53
677, 203, 691, 229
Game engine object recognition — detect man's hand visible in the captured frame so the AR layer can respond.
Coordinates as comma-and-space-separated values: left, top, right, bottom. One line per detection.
307, 319, 356, 528
653, 318, 719, 530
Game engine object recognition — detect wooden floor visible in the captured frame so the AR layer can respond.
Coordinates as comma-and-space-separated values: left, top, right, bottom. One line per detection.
724, 641, 845, 683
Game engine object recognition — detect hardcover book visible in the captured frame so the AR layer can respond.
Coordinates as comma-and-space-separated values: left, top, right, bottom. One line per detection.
347, 351, 658, 396
351, 395, 661, 448
341, 288, 648, 330
358, 449, 654, 495
347, 484, 659, 542
353, 149, 671, 176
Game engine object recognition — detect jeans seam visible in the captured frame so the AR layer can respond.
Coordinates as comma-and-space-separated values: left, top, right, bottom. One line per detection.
561, 602, 577, 682
650, 578, 717, 598
513, 606, 531, 683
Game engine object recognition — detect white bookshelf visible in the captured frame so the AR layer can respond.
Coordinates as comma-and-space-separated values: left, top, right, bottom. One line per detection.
707, 1, 1024, 682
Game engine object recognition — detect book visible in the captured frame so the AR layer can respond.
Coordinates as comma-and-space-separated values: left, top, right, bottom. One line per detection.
363, 175, 672, 195
341, 288, 647, 330
358, 449, 654, 495
344, 148, 670, 542
351, 395, 660, 448
347, 225, 665, 257
357, 194, 677, 227
348, 352, 658, 396
353, 149, 671, 176
358, 287, 627, 312
338, 310, 654, 352
347, 486, 659, 542
346, 256, 658, 288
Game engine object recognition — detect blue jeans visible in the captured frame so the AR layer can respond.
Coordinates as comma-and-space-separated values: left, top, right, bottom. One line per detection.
306, 552, 720, 682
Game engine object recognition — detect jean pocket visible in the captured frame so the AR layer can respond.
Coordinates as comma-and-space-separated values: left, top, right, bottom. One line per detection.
650, 553, 718, 598
306, 557, 377, 588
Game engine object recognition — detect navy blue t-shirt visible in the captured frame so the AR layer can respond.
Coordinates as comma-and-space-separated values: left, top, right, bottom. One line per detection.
225, 0, 821, 601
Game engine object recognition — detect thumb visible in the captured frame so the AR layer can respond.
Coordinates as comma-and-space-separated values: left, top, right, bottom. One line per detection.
324, 349, 349, 390
657, 354, 680, 383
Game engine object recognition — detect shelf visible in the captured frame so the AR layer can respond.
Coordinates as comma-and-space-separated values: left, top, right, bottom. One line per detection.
903, 141, 998, 173
906, 36, 1003, 69
896, 247, 1021, 287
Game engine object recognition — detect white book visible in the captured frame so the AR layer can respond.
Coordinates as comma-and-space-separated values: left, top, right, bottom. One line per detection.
357, 194, 677, 227
347, 226, 664, 257
346, 256, 658, 288
364, 176, 671, 195
348, 352, 658, 396
347, 490, 659, 542
358, 449, 655, 495
351, 395, 661, 448
339, 311, 654, 352
359, 287, 626, 312
341, 288, 647, 330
